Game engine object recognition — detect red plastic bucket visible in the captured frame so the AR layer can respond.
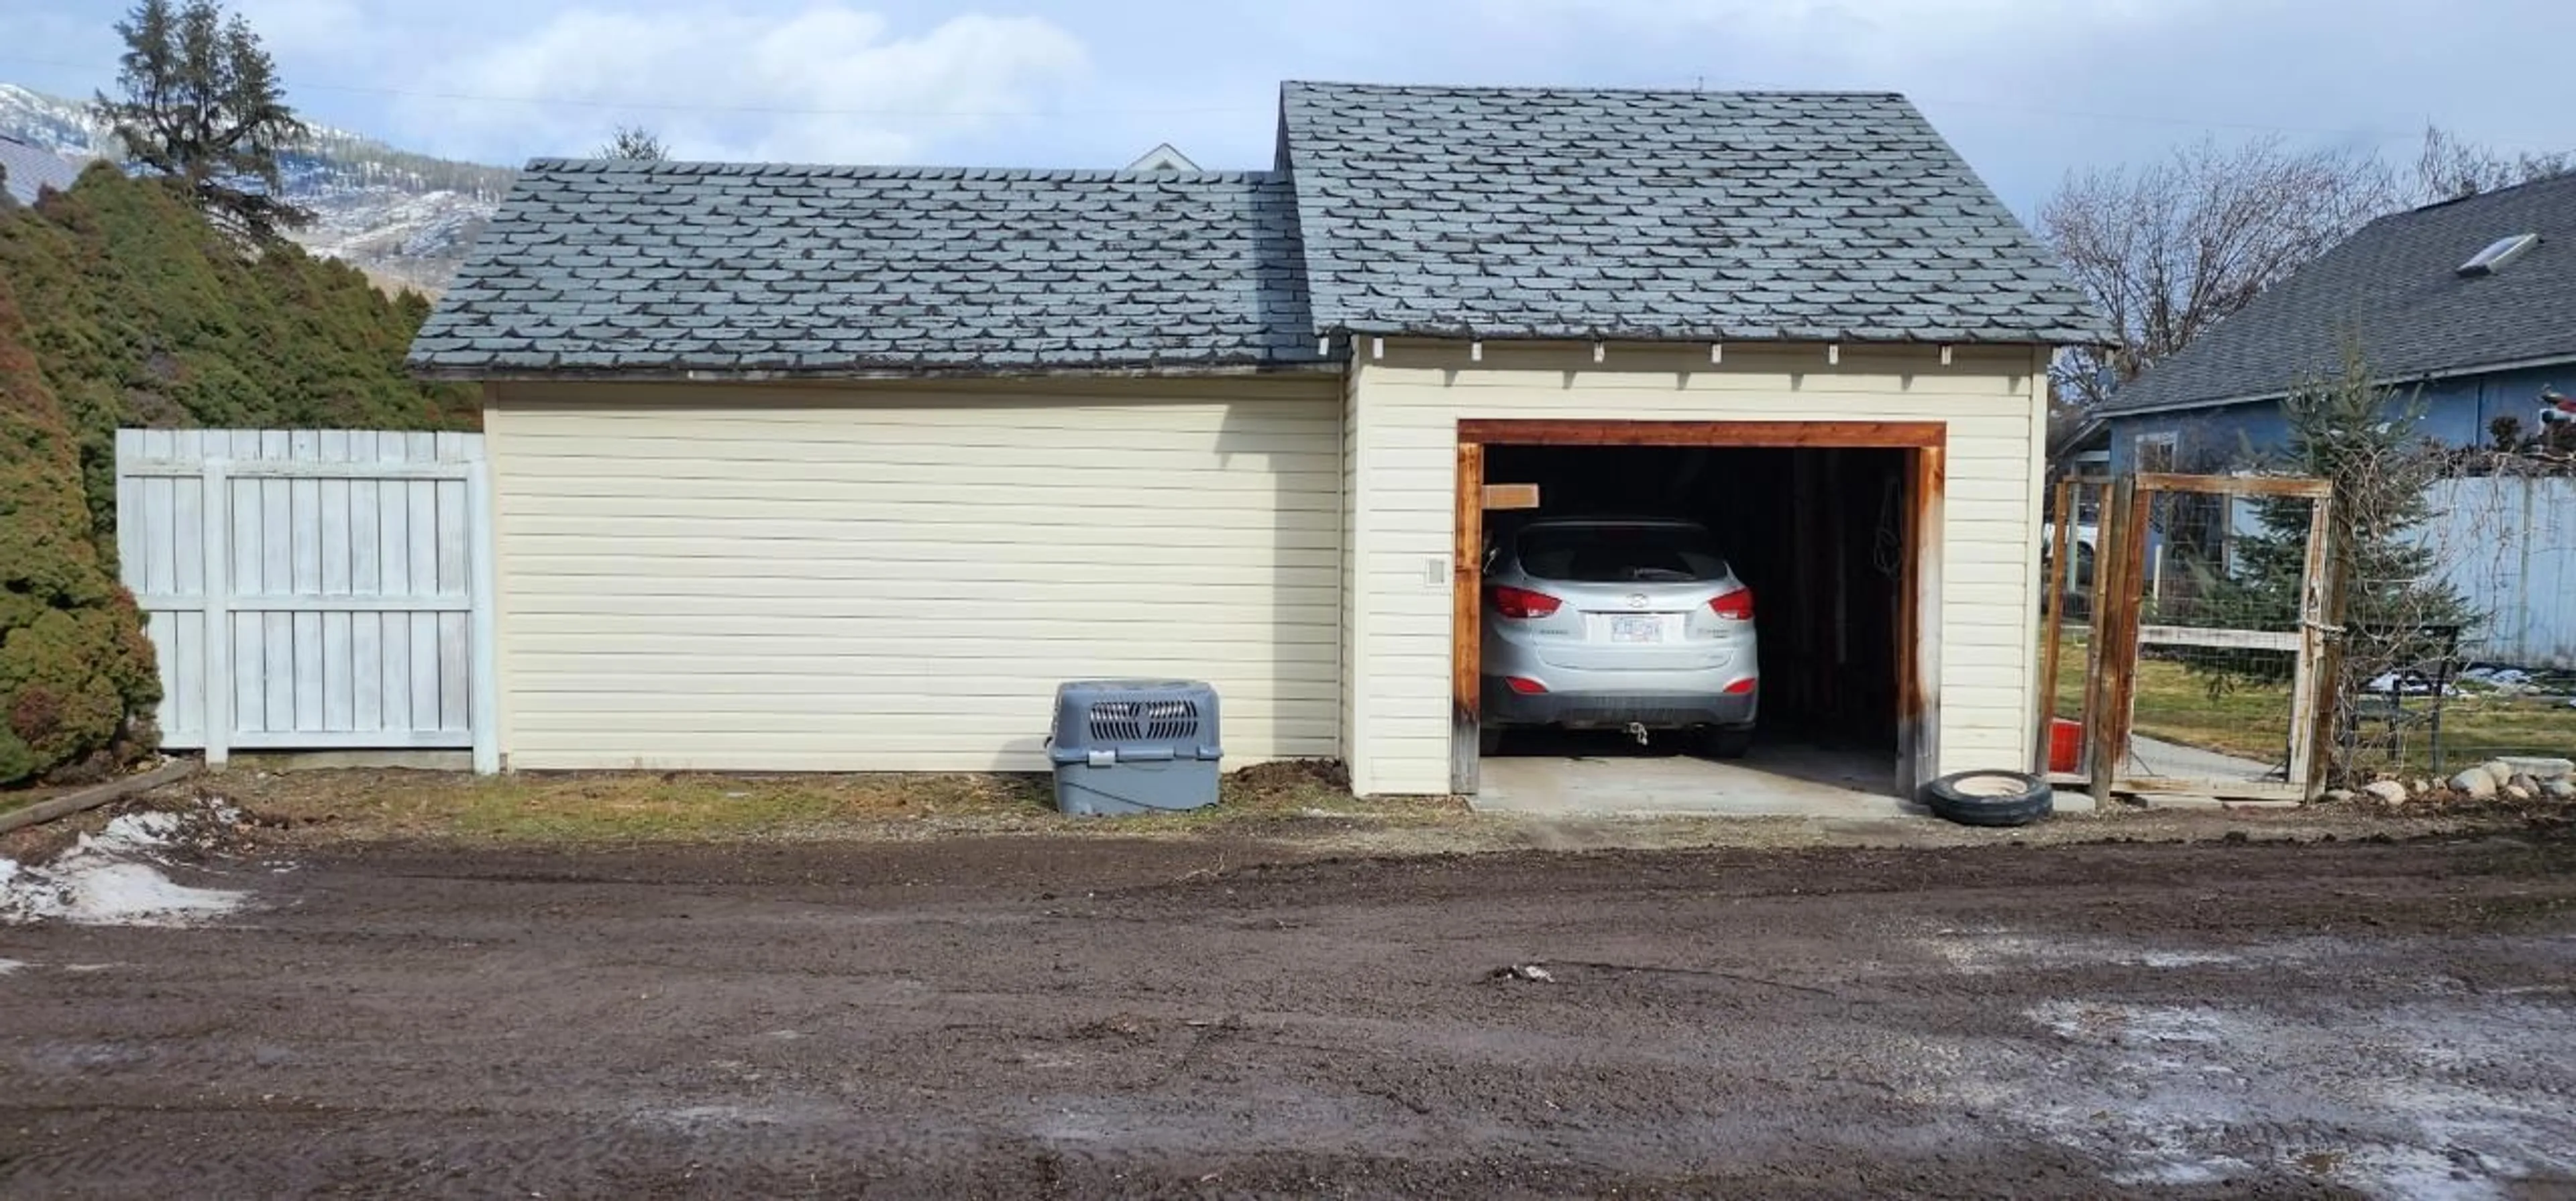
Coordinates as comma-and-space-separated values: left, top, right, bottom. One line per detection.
2047, 718, 2083, 773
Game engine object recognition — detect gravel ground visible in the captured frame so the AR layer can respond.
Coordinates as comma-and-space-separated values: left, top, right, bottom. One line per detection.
3, 818, 2573, 1198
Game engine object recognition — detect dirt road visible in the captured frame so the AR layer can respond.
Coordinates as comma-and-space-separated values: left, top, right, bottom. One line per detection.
4, 829, 2574, 1197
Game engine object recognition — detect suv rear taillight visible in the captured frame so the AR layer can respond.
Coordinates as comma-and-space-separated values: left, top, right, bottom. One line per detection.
1709, 587, 1754, 620
1490, 585, 1562, 620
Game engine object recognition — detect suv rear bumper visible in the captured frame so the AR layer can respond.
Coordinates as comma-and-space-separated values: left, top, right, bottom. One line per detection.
1483, 679, 1757, 729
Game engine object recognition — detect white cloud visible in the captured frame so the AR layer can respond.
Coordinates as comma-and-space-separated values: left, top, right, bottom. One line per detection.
231, 0, 367, 58
398, 5, 1089, 164
1473, 0, 2214, 81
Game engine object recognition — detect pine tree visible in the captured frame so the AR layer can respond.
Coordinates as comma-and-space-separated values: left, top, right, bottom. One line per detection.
2188, 345, 2476, 698
93, 0, 313, 240
597, 126, 669, 162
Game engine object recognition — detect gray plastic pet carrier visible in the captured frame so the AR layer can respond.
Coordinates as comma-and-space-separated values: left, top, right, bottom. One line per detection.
1046, 680, 1222, 815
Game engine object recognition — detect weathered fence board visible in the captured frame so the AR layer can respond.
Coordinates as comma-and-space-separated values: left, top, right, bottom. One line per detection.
2422, 477, 2576, 669
115, 429, 495, 770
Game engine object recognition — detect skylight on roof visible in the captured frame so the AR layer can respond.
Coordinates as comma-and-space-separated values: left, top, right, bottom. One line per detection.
2458, 233, 2540, 276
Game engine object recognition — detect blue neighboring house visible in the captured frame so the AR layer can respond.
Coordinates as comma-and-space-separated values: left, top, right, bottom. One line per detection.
2100, 172, 2576, 471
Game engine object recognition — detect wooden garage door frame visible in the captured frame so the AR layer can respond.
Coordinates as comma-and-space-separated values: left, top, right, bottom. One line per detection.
1452, 420, 1949, 798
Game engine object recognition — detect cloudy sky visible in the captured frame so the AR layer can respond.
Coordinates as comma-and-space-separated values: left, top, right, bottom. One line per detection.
5, 0, 2573, 213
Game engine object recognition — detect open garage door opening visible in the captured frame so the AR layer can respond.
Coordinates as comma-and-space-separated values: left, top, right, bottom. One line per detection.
1454, 422, 1943, 812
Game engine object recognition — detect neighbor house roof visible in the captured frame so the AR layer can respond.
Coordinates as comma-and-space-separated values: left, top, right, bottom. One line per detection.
413, 82, 2104, 378
1279, 82, 2105, 345
0, 133, 83, 206
411, 162, 1318, 376
2105, 172, 2576, 415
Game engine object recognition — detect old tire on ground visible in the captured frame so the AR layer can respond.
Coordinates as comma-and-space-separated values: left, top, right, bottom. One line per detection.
1703, 726, 1752, 760
1924, 770, 2052, 827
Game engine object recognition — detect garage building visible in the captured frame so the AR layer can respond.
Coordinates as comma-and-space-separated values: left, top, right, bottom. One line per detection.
409, 82, 2105, 797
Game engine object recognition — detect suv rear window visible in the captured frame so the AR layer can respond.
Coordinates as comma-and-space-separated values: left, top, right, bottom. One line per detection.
1516, 524, 1729, 583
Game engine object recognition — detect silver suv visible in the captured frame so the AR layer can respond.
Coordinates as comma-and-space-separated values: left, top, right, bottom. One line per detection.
1480, 518, 1759, 758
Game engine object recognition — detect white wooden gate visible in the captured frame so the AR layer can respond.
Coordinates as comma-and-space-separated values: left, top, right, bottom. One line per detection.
114, 429, 496, 770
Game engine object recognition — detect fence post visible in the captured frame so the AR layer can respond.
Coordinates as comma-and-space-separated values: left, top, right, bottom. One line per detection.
2287, 491, 2334, 797
2308, 492, 2351, 792
2090, 475, 2149, 806
199, 457, 231, 769
467, 457, 500, 775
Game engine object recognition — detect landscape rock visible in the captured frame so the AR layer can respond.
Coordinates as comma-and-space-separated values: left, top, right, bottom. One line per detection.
2361, 781, 2410, 805
2321, 789, 2355, 805
2499, 756, 2574, 783
2450, 769, 2498, 800
2504, 784, 2534, 802
2544, 779, 2576, 801
2479, 760, 2517, 789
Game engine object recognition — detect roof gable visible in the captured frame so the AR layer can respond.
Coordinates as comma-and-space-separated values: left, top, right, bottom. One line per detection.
2106, 172, 2576, 414
1279, 82, 2104, 345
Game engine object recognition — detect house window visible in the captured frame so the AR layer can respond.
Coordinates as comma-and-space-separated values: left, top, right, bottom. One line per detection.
2135, 432, 2178, 473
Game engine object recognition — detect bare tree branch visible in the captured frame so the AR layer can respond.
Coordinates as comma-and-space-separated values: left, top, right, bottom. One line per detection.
2411, 124, 2575, 204
2040, 137, 2393, 411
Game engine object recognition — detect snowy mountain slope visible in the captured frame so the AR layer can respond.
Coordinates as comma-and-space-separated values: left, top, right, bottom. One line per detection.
0, 83, 513, 294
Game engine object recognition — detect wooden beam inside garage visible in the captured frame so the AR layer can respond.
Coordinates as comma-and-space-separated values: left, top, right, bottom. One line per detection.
1456, 419, 1946, 449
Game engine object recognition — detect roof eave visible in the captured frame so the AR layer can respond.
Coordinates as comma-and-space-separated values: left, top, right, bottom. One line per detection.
409, 359, 1348, 384
1320, 323, 2102, 346
2104, 348, 2576, 418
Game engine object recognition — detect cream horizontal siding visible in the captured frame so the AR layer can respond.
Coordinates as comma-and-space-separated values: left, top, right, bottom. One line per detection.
485, 378, 1342, 772
1346, 340, 2049, 796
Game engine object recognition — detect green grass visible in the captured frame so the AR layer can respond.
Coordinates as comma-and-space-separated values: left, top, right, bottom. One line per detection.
211, 761, 1453, 846
2043, 630, 2576, 773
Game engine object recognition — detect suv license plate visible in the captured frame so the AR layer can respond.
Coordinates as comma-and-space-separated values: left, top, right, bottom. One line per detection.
1612, 615, 1662, 643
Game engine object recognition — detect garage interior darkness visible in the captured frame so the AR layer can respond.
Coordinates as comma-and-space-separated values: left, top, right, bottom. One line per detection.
1480, 443, 1911, 791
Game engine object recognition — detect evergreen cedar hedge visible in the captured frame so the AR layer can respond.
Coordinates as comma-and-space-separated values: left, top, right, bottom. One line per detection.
0, 269, 158, 783
0, 164, 476, 784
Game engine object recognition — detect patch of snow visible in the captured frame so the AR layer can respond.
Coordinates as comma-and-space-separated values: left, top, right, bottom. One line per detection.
45, 862, 244, 925
2134, 950, 2244, 968
1980, 996, 2576, 1199
99, 811, 182, 848
0, 804, 249, 927
1919, 927, 2276, 974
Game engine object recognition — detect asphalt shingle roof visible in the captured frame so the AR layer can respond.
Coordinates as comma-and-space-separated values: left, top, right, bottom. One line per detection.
0, 133, 83, 207
409, 162, 1318, 376
413, 84, 2106, 378
1279, 82, 2105, 345
2106, 172, 2576, 414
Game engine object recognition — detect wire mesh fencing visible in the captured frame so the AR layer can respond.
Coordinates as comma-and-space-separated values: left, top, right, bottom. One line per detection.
2045, 466, 2576, 794
2036, 478, 2106, 778
2122, 485, 2318, 787
2332, 470, 2576, 781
